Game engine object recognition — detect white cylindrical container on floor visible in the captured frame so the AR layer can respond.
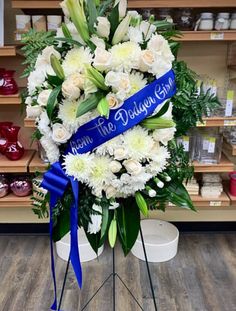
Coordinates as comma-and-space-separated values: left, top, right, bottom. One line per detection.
131, 219, 179, 263
47, 15, 62, 31
56, 228, 104, 262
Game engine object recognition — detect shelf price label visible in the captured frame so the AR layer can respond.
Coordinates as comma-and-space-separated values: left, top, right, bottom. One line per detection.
224, 120, 236, 126
210, 32, 224, 40
196, 120, 207, 127
182, 136, 190, 152
208, 137, 216, 154
225, 90, 234, 117
210, 201, 222, 207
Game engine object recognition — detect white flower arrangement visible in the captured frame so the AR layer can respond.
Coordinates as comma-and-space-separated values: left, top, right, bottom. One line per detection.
24, 0, 196, 256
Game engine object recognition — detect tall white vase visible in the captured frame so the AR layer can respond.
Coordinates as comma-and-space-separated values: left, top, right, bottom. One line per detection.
56, 228, 104, 263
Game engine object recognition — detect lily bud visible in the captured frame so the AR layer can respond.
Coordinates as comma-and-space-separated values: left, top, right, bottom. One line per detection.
85, 65, 108, 91
50, 54, 65, 80
114, 0, 127, 19
135, 192, 148, 217
108, 217, 117, 248
97, 98, 110, 118
61, 22, 72, 39
65, 0, 90, 43
112, 14, 131, 45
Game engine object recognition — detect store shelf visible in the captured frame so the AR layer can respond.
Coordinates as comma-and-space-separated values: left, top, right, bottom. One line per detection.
12, 0, 60, 8
29, 152, 48, 173
128, 0, 236, 8
0, 46, 16, 56
197, 117, 236, 127
24, 118, 36, 128
11, 0, 236, 9
177, 31, 236, 42
151, 206, 236, 222
0, 93, 21, 105
193, 154, 234, 173
223, 140, 236, 156
0, 150, 35, 173
0, 194, 32, 208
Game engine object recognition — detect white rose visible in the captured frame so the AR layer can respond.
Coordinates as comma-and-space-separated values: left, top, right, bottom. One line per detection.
26, 105, 42, 118
139, 50, 156, 72
90, 36, 106, 49
87, 204, 102, 234
106, 185, 117, 199
60, 0, 70, 17
153, 127, 176, 146
62, 79, 81, 100
128, 26, 143, 44
105, 71, 118, 87
95, 17, 111, 39
109, 160, 122, 173
123, 159, 142, 175
41, 46, 61, 64
106, 93, 120, 109
114, 147, 127, 161
37, 89, 52, 107
52, 123, 72, 144
148, 34, 174, 62
140, 21, 156, 41
93, 48, 112, 72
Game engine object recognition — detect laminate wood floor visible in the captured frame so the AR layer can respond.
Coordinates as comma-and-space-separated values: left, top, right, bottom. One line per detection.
0, 233, 235, 311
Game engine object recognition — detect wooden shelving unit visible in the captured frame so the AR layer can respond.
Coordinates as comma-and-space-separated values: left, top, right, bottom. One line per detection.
12, 0, 236, 9
0, 150, 35, 173
193, 154, 234, 173
223, 140, 236, 156
178, 31, 236, 42
197, 117, 236, 127
0, 46, 16, 56
0, 93, 21, 105
0, 194, 32, 208
29, 152, 48, 173
24, 118, 36, 128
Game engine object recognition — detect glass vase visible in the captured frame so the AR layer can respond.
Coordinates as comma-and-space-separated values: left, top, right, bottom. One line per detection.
4, 125, 25, 161
0, 70, 18, 95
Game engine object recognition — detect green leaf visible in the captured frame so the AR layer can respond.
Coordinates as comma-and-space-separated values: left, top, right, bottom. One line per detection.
76, 92, 104, 117
108, 4, 119, 39
85, 231, 101, 254
61, 23, 73, 39
98, 0, 113, 16
108, 218, 117, 248
52, 207, 70, 242
55, 37, 83, 47
167, 181, 196, 211
46, 85, 61, 119
117, 200, 140, 256
87, 0, 98, 32
47, 74, 63, 87
154, 101, 170, 118
100, 205, 109, 241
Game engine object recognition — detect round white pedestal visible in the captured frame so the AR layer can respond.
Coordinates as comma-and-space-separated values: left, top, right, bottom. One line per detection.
56, 228, 104, 263
131, 219, 179, 263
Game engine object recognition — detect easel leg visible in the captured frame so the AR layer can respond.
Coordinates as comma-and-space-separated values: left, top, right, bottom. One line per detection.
140, 227, 158, 311
112, 247, 116, 311
57, 257, 70, 311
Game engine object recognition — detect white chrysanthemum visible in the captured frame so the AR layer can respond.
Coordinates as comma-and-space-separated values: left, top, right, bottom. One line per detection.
129, 71, 147, 96
27, 69, 46, 95
62, 47, 92, 77
147, 146, 170, 174
110, 41, 141, 72
89, 156, 115, 192
40, 135, 60, 164
153, 127, 176, 146
63, 153, 93, 182
37, 111, 51, 136
123, 126, 154, 161
95, 135, 123, 156
87, 204, 102, 234
58, 100, 80, 132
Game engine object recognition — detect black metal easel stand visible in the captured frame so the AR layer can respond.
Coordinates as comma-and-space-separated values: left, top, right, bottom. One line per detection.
57, 228, 158, 311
